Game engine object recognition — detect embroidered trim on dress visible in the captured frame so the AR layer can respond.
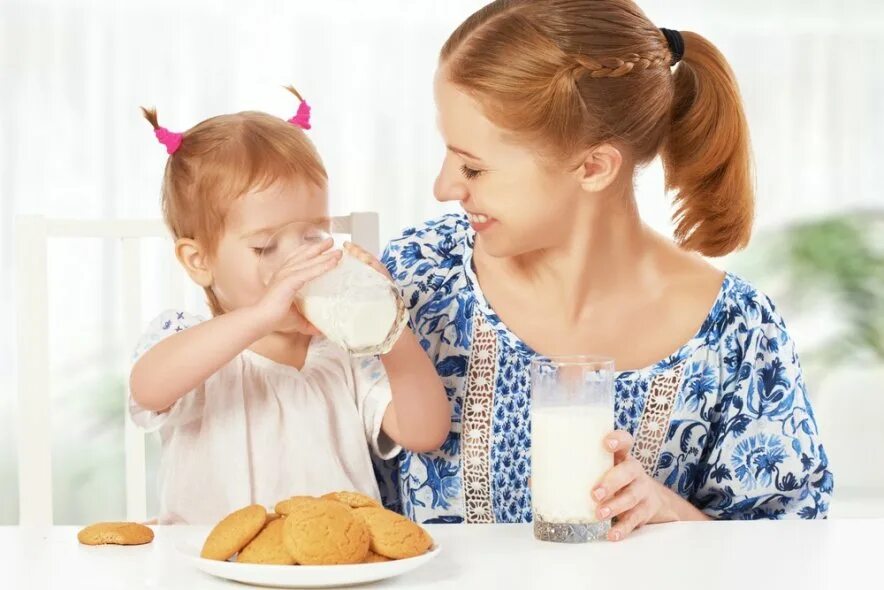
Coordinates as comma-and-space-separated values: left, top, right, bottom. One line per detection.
633, 361, 687, 478
461, 314, 498, 523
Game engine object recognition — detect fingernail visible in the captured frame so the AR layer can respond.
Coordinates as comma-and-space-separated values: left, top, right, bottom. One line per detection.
593, 487, 606, 501
610, 530, 622, 542
607, 439, 619, 450
599, 507, 611, 518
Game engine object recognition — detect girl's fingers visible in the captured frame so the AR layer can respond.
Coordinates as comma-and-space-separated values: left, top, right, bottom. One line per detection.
597, 480, 643, 520
272, 237, 336, 269
343, 241, 391, 278
603, 430, 635, 463
274, 249, 341, 281
592, 456, 642, 503
607, 503, 648, 542
282, 251, 342, 285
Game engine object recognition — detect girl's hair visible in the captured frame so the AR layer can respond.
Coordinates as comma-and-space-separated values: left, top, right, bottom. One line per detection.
142, 91, 327, 314
440, 0, 753, 256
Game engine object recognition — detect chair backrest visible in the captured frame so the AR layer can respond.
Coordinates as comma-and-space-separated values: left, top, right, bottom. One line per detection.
14, 212, 380, 526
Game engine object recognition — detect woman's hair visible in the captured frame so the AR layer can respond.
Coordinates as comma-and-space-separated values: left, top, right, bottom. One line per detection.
142, 90, 327, 314
440, 0, 753, 256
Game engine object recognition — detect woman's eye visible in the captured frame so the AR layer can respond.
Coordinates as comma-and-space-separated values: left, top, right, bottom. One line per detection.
303, 232, 324, 243
460, 164, 484, 180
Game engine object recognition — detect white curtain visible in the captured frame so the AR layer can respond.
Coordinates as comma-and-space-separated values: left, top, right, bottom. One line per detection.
1, 0, 882, 523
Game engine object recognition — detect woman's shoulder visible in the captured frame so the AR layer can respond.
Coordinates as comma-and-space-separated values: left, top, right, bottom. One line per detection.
382, 213, 470, 278
693, 272, 798, 362
382, 214, 471, 304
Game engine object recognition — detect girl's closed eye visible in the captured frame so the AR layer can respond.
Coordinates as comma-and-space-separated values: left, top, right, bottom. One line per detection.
252, 243, 277, 256
460, 164, 485, 180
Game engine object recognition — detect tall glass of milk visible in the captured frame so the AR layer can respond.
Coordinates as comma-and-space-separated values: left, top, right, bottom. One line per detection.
530, 356, 615, 543
256, 219, 408, 356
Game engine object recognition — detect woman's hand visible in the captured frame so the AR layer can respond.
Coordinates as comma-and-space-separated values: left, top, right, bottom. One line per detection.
592, 430, 711, 542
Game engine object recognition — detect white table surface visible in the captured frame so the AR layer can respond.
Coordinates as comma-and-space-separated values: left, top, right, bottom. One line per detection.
1, 520, 881, 590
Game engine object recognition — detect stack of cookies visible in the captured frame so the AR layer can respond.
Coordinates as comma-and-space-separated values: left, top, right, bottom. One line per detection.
200, 491, 434, 566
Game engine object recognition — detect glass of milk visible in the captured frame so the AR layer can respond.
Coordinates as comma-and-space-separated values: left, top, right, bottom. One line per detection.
530, 356, 615, 543
256, 220, 408, 356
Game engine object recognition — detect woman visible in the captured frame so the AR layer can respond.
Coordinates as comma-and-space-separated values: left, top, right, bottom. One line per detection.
381, 0, 833, 540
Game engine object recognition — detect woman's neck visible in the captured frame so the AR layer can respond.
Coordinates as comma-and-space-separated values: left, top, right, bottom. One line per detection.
480, 185, 656, 323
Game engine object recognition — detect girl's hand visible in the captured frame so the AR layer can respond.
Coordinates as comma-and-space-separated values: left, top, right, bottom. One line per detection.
344, 241, 392, 280
592, 430, 701, 542
254, 237, 342, 334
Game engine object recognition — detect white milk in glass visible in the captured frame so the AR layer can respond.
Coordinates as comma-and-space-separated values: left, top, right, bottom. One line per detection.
530, 356, 614, 543
531, 405, 612, 523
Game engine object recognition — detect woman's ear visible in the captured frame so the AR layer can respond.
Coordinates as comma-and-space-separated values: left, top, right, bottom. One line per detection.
175, 238, 213, 288
576, 143, 623, 193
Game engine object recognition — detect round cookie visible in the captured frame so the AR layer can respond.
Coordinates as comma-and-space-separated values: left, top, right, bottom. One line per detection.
77, 522, 154, 546
363, 550, 392, 563
283, 499, 370, 565
237, 518, 296, 565
353, 507, 433, 559
200, 504, 267, 561
274, 496, 319, 516
321, 491, 382, 510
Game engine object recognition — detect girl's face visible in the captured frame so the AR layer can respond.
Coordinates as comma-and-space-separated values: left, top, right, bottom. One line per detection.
432, 69, 586, 258
210, 179, 329, 329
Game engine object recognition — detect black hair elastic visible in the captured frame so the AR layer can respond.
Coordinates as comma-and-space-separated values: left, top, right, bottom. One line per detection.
660, 28, 684, 66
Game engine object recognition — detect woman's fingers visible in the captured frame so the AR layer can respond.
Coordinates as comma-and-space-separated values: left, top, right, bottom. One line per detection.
607, 502, 650, 542
592, 456, 642, 503
596, 479, 643, 520
603, 430, 635, 463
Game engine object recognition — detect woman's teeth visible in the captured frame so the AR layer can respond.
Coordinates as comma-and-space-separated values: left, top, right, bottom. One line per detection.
468, 213, 490, 223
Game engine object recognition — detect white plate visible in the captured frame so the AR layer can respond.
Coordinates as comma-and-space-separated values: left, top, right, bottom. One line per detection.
176, 534, 440, 588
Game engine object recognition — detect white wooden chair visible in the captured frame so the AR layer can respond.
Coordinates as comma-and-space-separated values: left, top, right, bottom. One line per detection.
14, 212, 380, 526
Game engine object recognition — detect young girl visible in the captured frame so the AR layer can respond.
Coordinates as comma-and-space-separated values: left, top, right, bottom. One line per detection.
381, 0, 833, 538
130, 89, 450, 525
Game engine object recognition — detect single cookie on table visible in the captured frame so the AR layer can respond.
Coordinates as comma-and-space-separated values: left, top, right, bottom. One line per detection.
352, 507, 433, 560
237, 518, 296, 565
363, 550, 392, 563
77, 522, 154, 546
274, 495, 319, 516
321, 491, 382, 510
200, 504, 267, 561
283, 499, 370, 565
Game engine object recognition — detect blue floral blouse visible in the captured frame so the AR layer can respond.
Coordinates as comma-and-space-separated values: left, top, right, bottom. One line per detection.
377, 214, 833, 524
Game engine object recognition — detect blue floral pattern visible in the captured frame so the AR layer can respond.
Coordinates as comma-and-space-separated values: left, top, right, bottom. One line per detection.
378, 214, 833, 523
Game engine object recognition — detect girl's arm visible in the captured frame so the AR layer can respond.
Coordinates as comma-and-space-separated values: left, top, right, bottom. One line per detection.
130, 306, 271, 412
130, 239, 341, 412
379, 330, 451, 452
343, 242, 451, 452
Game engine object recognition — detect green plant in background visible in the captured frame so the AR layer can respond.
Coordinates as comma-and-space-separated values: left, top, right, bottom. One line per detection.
730, 210, 884, 366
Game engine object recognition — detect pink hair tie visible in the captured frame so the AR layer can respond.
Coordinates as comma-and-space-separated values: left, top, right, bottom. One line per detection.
288, 100, 312, 130
154, 127, 183, 155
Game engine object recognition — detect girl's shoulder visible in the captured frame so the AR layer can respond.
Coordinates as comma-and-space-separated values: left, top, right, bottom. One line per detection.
133, 309, 206, 362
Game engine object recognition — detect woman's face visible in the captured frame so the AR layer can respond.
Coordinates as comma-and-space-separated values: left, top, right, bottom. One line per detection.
433, 69, 585, 258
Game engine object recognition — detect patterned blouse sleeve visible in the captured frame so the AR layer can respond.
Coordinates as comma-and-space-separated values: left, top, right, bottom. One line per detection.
693, 315, 834, 519
128, 309, 206, 433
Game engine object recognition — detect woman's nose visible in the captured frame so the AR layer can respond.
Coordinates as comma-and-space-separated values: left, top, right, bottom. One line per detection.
433, 172, 469, 203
